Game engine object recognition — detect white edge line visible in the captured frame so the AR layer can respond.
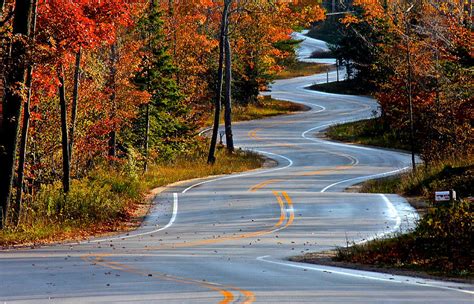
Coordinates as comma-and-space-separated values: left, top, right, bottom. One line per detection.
182, 150, 294, 194
84, 193, 178, 243
320, 167, 410, 193
256, 256, 474, 295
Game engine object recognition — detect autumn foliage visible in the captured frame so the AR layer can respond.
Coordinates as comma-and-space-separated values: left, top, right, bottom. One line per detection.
336, 0, 473, 163
0, 0, 325, 229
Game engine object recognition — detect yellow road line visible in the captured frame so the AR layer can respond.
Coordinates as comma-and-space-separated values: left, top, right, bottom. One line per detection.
82, 254, 242, 304
146, 191, 294, 250
281, 191, 294, 227
272, 191, 287, 228
247, 128, 263, 140
250, 179, 283, 192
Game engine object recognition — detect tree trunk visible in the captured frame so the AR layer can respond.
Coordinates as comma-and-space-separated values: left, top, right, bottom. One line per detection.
223, 23, 234, 153
0, 0, 33, 228
108, 43, 118, 158
207, 2, 229, 164
68, 48, 81, 166
143, 103, 150, 172
13, 0, 38, 226
58, 65, 70, 193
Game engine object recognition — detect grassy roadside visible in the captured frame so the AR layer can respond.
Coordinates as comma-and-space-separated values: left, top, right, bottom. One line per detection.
204, 97, 308, 126
274, 61, 330, 79
1, 61, 325, 248
326, 118, 412, 152
0, 147, 265, 247
296, 118, 473, 279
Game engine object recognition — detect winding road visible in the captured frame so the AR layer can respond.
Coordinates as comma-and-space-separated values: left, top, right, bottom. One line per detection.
1, 34, 473, 303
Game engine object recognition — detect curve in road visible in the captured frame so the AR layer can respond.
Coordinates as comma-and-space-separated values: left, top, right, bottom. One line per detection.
1, 33, 473, 304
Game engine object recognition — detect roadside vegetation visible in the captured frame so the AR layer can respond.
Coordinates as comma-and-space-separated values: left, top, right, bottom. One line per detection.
0, 1, 327, 241
0, 145, 264, 247
274, 61, 329, 79
205, 96, 308, 125
326, 118, 412, 151
324, 118, 473, 278
300, 1, 473, 279
335, 198, 472, 278
308, 79, 371, 96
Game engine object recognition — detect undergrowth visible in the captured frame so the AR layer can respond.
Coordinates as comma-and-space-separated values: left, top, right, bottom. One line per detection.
336, 200, 473, 277
0, 146, 264, 247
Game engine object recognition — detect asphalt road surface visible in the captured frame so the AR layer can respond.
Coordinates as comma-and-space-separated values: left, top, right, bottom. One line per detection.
1, 34, 473, 304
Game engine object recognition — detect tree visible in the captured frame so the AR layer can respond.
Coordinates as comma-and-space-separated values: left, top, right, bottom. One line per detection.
0, 0, 33, 227
133, 2, 186, 163
208, 0, 230, 164
339, 0, 473, 163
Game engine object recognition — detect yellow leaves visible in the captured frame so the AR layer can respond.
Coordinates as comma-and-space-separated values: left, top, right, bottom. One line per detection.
341, 14, 361, 26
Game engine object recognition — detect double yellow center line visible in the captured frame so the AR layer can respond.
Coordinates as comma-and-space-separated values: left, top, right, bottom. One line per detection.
83, 192, 296, 303
82, 253, 254, 304
272, 191, 295, 229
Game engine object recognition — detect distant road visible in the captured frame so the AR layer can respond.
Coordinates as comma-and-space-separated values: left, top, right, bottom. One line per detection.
1, 33, 473, 304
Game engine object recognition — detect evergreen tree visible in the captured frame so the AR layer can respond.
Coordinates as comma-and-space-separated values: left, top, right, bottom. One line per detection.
131, 2, 191, 162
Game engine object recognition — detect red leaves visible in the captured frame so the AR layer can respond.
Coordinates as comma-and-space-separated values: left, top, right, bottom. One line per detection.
36, 0, 135, 58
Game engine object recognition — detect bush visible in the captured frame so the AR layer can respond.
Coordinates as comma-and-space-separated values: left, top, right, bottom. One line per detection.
336, 199, 473, 276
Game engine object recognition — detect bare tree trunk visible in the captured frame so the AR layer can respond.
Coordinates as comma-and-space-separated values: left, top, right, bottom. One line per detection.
405, 21, 416, 172
143, 103, 150, 172
223, 24, 234, 153
58, 65, 70, 193
0, 0, 33, 228
208, 3, 229, 164
108, 43, 118, 158
68, 48, 81, 166
13, 0, 37, 226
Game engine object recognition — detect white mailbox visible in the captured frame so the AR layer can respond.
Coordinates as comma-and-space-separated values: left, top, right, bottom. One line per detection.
435, 190, 456, 202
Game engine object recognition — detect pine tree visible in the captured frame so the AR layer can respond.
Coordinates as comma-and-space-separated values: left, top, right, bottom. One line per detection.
132, 1, 189, 164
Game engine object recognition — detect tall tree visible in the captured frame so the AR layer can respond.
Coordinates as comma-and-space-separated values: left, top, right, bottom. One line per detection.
223, 9, 234, 153
133, 1, 185, 161
208, 0, 230, 164
13, 0, 38, 225
0, 0, 33, 228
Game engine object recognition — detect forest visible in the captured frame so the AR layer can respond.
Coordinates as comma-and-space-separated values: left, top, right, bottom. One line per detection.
0, 0, 325, 241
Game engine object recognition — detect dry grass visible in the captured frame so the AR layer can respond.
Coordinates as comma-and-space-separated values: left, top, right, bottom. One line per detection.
274, 62, 329, 79
0, 148, 265, 247
204, 97, 308, 126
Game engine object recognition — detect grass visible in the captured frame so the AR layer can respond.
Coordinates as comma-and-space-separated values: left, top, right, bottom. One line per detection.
0, 146, 265, 247
274, 61, 329, 79
232, 97, 308, 121
204, 97, 308, 126
326, 118, 412, 152
334, 198, 473, 278
303, 117, 474, 278
361, 159, 474, 199
308, 79, 372, 96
